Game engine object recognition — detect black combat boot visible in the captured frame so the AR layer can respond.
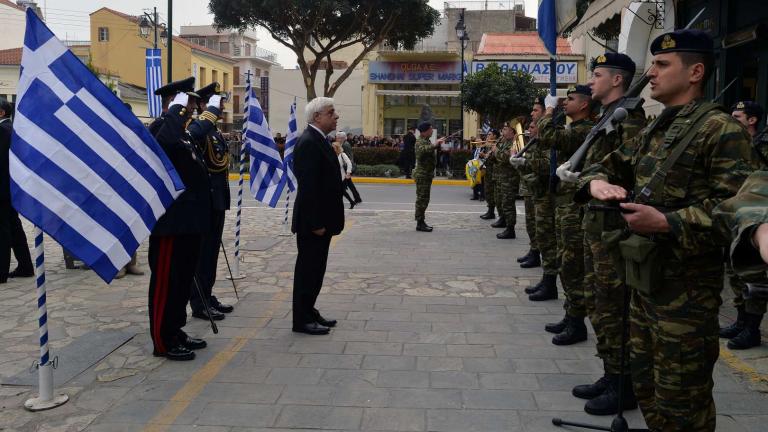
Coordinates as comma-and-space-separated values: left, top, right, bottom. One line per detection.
524, 277, 544, 294
720, 306, 746, 339
552, 315, 588, 345
727, 312, 763, 350
573, 375, 610, 400
528, 274, 557, 301
545, 315, 568, 334
520, 251, 541, 268
517, 249, 536, 263
416, 220, 433, 232
471, 185, 481, 200
496, 227, 515, 239
584, 374, 638, 416
491, 217, 506, 228
480, 206, 495, 220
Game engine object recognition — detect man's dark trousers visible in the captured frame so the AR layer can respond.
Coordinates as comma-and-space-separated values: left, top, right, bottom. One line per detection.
1, 204, 33, 280
191, 208, 225, 312
293, 232, 332, 326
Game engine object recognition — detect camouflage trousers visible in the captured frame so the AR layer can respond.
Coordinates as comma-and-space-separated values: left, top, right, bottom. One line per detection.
555, 202, 585, 318
630, 255, 721, 432
484, 165, 496, 209
727, 263, 767, 315
584, 232, 628, 374
534, 195, 558, 276
414, 175, 433, 222
524, 196, 537, 250
494, 171, 519, 227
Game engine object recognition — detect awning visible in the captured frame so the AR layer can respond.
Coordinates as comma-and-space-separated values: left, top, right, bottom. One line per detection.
570, 0, 634, 38
375, 90, 460, 97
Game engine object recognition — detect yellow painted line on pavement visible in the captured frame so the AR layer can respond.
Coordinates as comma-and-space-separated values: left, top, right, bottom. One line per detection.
142, 222, 352, 432
719, 347, 768, 384
228, 173, 469, 187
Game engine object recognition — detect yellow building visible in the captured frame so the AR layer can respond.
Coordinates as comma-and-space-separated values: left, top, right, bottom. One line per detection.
88, 7, 236, 124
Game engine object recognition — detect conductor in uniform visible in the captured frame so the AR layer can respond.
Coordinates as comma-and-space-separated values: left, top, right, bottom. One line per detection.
147, 77, 213, 361
188, 82, 234, 322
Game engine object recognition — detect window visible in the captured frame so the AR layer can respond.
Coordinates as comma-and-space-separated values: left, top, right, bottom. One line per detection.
383, 118, 405, 136
233, 95, 240, 114
212, 70, 218, 85
199, 67, 207, 86
233, 66, 240, 85
98, 27, 109, 42
219, 42, 229, 53
223, 72, 229, 92
245, 43, 251, 57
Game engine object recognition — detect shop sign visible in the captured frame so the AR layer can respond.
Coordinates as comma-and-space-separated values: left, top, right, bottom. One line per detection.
368, 61, 461, 83
471, 61, 578, 83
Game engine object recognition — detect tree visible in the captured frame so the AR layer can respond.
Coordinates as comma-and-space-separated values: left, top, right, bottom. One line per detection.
209, 0, 440, 100
461, 63, 543, 128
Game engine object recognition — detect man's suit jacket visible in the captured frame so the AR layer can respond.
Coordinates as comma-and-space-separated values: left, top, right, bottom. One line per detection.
0, 119, 11, 202
291, 126, 345, 236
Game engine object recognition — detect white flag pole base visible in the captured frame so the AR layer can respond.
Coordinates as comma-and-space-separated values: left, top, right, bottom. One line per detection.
24, 362, 68, 411
227, 256, 246, 280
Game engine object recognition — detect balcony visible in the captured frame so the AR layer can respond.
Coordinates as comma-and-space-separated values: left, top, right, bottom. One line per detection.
232, 45, 278, 63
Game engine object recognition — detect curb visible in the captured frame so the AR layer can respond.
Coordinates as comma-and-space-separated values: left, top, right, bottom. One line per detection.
228, 174, 469, 187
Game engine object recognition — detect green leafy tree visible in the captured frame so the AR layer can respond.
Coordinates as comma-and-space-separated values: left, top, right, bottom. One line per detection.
461, 63, 542, 128
209, 0, 440, 99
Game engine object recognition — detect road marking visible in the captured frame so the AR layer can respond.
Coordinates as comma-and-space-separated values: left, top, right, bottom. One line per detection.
719, 347, 768, 384
141, 223, 352, 431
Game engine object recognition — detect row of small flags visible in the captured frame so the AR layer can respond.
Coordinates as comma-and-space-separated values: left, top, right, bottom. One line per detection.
11, 9, 298, 284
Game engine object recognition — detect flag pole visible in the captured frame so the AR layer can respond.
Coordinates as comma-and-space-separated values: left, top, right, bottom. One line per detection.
280, 98, 296, 235
229, 71, 251, 281
24, 228, 68, 411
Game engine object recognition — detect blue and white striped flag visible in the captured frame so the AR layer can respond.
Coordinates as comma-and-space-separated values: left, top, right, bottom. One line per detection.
283, 100, 298, 192
243, 85, 286, 207
11, 9, 184, 282
145, 48, 162, 118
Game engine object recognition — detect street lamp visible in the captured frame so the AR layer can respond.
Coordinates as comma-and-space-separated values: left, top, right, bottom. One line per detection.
138, 7, 160, 49
138, 16, 151, 39
456, 9, 470, 139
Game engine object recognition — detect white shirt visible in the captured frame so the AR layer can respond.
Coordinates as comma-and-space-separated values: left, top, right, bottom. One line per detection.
338, 152, 352, 181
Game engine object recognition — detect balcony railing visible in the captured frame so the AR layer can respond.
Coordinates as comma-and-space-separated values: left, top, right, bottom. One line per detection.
233, 45, 278, 62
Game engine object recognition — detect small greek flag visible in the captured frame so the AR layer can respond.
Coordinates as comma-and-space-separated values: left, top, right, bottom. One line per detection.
10, 9, 184, 282
145, 48, 162, 118
243, 85, 286, 207
283, 100, 298, 192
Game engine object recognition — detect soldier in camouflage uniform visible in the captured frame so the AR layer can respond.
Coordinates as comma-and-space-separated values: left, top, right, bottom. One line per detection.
719, 101, 768, 350
413, 122, 444, 232
514, 122, 541, 267
578, 30, 754, 431
479, 131, 498, 220
538, 85, 594, 345
565, 53, 646, 415
494, 124, 520, 239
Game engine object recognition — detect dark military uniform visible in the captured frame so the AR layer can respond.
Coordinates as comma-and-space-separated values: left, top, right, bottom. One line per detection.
414, 134, 436, 224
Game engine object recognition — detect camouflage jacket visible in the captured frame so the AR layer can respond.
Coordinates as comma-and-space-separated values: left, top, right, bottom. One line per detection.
494, 137, 518, 178
539, 115, 593, 201
579, 100, 754, 260
413, 136, 435, 178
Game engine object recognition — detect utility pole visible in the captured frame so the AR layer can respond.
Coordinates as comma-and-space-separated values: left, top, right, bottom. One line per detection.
167, 0, 173, 83
152, 7, 158, 49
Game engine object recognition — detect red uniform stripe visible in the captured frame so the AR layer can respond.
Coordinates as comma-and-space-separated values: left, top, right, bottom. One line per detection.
152, 237, 173, 353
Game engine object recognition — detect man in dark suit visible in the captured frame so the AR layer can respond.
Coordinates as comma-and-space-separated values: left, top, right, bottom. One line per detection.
291, 97, 344, 335
1, 98, 34, 284
401, 127, 416, 178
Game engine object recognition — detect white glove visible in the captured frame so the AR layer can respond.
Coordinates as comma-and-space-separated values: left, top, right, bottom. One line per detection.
169, 92, 189, 109
509, 156, 527, 168
208, 95, 223, 110
545, 94, 559, 110
556, 161, 580, 183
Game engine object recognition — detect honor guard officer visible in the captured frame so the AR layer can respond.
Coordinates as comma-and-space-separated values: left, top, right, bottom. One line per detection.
413, 122, 444, 232
579, 30, 753, 431
147, 77, 211, 361
188, 82, 234, 322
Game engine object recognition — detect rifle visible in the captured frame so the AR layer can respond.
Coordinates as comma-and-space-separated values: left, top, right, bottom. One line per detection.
556, 7, 707, 181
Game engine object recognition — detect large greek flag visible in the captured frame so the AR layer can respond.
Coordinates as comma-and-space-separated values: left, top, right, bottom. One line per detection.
145, 48, 162, 118
10, 9, 184, 282
283, 100, 298, 192
243, 85, 286, 207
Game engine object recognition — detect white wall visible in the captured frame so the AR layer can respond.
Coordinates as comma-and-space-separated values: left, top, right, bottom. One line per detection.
268, 67, 363, 135
0, 5, 25, 51
0, 65, 19, 102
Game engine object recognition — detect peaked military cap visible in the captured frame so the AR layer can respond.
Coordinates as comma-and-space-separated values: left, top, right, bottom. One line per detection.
154, 76, 200, 98
568, 84, 592, 97
650, 29, 713, 55
195, 81, 221, 100
732, 101, 764, 121
417, 121, 432, 133
591, 52, 636, 76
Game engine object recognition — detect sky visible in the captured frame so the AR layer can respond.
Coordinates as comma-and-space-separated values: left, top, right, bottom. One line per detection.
37, 0, 539, 68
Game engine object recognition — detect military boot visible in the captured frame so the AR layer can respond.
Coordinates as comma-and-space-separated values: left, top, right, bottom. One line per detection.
517, 249, 536, 263
528, 274, 557, 301
480, 207, 495, 220
519, 251, 541, 268
524, 277, 544, 294
727, 312, 762, 350
545, 315, 568, 334
552, 316, 587, 345
572, 375, 610, 400
491, 217, 506, 228
720, 306, 746, 339
496, 227, 515, 239
584, 374, 637, 416
416, 220, 433, 232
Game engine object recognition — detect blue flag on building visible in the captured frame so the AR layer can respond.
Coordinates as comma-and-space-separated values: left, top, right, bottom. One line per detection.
243, 86, 286, 207
10, 9, 184, 282
283, 100, 298, 192
145, 48, 162, 118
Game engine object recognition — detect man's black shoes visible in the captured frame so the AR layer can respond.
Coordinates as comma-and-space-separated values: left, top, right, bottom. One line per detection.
9, 267, 34, 278
293, 322, 330, 335
179, 334, 207, 350
314, 312, 337, 328
416, 220, 433, 232
210, 297, 234, 314
192, 307, 225, 321
154, 345, 195, 361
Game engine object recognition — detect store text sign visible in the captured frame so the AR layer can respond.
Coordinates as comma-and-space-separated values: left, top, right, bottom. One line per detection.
368, 61, 461, 83
472, 61, 578, 83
